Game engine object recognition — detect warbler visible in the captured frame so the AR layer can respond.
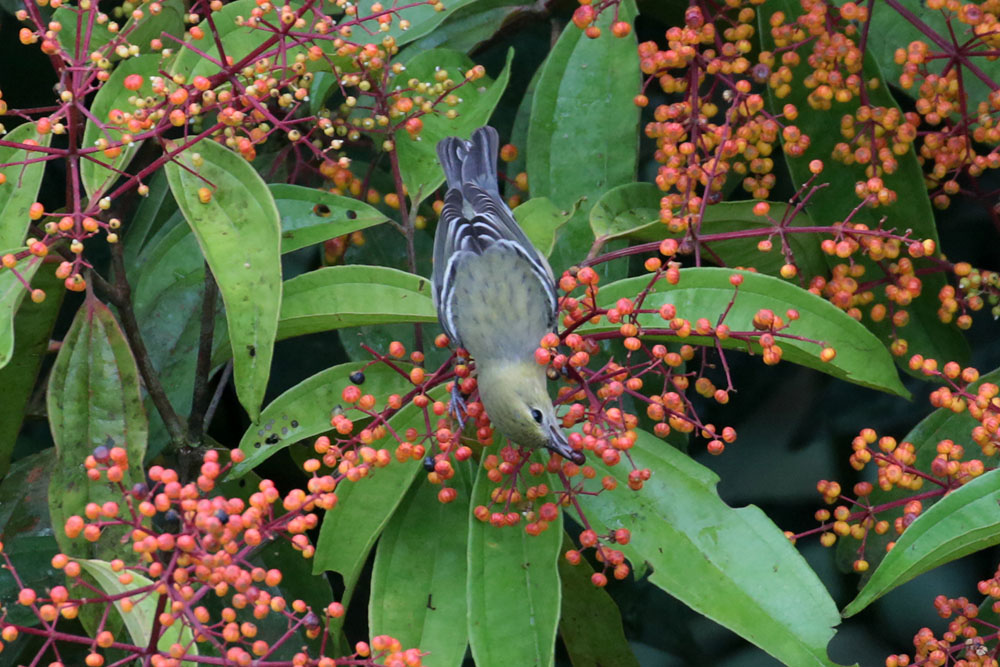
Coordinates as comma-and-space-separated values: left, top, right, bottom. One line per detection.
432, 126, 585, 465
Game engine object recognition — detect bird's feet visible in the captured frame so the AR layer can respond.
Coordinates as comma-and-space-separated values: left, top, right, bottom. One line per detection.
449, 382, 468, 431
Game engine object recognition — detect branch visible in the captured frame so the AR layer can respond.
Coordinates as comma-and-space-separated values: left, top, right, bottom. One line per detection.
107, 243, 188, 447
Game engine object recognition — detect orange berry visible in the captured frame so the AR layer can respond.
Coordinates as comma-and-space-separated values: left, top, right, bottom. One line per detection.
611, 21, 631, 37
123, 74, 143, 91
572, 5, 595, 28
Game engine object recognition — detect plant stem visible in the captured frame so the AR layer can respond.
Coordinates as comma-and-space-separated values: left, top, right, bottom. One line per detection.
189, 261, 219, 443
108, 243, 188, 447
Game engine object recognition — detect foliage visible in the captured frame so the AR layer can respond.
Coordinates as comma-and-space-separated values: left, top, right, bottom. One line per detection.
0, 0, 999, 665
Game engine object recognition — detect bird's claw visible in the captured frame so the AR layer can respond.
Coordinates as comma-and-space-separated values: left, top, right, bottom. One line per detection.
449, 383, 468, 431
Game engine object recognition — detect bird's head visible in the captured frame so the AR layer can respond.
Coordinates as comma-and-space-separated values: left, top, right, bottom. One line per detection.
476, 361, 585, 465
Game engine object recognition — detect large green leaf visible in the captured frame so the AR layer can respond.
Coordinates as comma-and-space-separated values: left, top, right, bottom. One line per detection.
578, 430, 850, 667
312, 387, 446, 592
759, 0, 969, 368
526, 0, 639, 275
557, 532, 638, 667
271, 184, 389, 253
513, 197, 577, 259
467, 455, 562, 667
589, 268, 908, 397
394, 48, 513, 207
0, 122, 52, 250
123, 169, 180, 270
312, 387, 448, 655
403, 0, 529, 54
0, 122, 51, 370
843, 468, 1000, 616
369, 466, 473, 667
165, 138, 282, 421
81, 55, 159, 198
0, 263, 63, 475
589, 182, 828, 277
277, 266, 436, 340
0, 256, 41, 371
47, 294, 148, 560
229, 361, 411, 478
78, 559, 198, 662
588, 182, 662, 243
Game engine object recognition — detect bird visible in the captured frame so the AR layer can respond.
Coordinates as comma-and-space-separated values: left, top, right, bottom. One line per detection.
431, 126, 585, 466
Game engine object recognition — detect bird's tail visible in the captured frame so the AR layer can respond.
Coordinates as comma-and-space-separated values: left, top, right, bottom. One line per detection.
436, 126, 500, 193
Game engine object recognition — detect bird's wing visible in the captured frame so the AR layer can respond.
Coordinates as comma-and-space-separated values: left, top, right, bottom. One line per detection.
431, 127, 559, 348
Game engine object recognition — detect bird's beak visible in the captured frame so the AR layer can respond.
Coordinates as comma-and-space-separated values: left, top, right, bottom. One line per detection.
545, 424, 585, 465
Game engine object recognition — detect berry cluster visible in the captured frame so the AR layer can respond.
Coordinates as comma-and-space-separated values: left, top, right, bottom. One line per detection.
0, 0, 476, 300
0, 446, 422, 666
798, 360, 996, 578
636, 4, 795, 230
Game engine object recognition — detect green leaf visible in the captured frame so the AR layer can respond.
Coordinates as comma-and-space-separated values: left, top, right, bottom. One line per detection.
843, 469, 1000, 617
47, 294, 148, 560
0, 122, 52, 250
120, 0, 185, 55
78, 559, 198, 662
588, 182, 662, 242
313, 386, 446, 631
467, 454, 562, 667
369, 467, 473, 667
355, 0, 479, 48
0, 263, 63, 476
0, 256, 41, 371
0, 450, 61, 627
271, 184, 389, 253
759, 0, 969, 369
403, 0, 530, 54
165, 138, 282, 422
513, 197, 577, 259
123, 169, 180, 271
81, 55, 159, 198
278, 266, 436, 340
590, 183, 829, 277
130, 221, 228, 459
590, 267, 908, 397
578, 429, 848, 667
557, 532, 638, 667
230, 361, 411, 478
526, 0, 639, 274
394, 48, 513, 207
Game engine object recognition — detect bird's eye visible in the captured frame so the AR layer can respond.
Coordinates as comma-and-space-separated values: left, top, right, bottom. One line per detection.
530, 409, 543, 424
